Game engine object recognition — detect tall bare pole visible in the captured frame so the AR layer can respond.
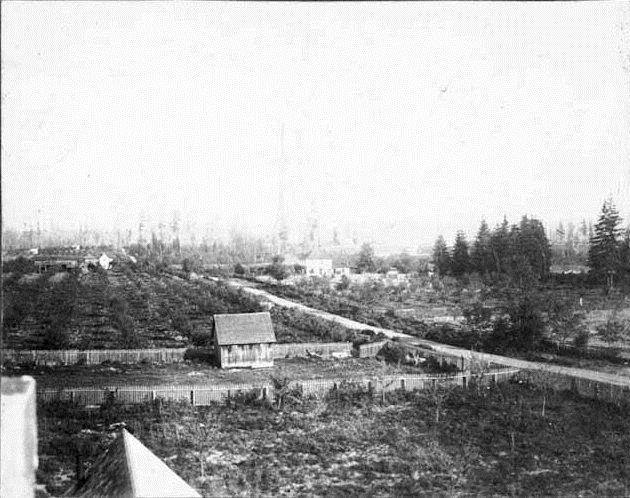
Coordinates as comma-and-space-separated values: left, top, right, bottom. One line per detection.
276, 123, 288, 255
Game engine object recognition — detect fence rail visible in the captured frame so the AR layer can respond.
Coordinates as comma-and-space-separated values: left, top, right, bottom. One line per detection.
2, 348, 189, 366
36, 368, 520, 406
406, 339, 630, 403
3, 342, 354, 366
357, 340, 388, 358
1, 342, 352, 366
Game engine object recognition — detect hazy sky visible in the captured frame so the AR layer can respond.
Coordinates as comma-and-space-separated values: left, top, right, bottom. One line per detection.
2, 2, 629, 246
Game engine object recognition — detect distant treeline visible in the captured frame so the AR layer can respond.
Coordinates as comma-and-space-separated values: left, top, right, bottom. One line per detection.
432, 199, 630, 290
432, 215, 551, 283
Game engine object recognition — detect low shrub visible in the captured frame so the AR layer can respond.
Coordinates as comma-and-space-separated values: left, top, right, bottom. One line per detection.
227, 389, 271, 410
190, 330, 212, 347
326, 380, 373, 408
377, 342, 409, 365
183, 347, 214, 363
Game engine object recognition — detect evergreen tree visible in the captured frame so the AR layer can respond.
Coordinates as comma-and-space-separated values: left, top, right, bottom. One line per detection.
516, 216, 551, 280
489, 217, 511, 274
588, 199, 623, 289
431, 235, 451, 276
565, 222, 576, 255
356, 243, 376, 273
620, 228, 630, 283
451, 231, 471, 276
555, 222, 565, 243
471, 220, 493, 275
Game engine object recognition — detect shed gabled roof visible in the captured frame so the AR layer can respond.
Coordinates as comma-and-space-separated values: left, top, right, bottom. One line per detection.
213, 312, 276, 346
67, 429, 200, 498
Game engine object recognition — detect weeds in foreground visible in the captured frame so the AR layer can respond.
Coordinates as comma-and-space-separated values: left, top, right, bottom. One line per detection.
36, 378, 630, 497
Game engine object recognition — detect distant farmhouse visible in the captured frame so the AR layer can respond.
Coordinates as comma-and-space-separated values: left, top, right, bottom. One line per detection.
99, 253, 113, 270
333, 266, 351, 277
31, 252, 113, 273
32, 254, 81, 273
285, 258, 334, 277
84, 254, 99, 267
213, 312, 277, 368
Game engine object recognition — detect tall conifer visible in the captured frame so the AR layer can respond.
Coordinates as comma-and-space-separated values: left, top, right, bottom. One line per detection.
588, 198, 623, 289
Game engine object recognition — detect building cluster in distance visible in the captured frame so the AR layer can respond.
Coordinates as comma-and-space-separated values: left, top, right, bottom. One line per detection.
5, 247, 115, 273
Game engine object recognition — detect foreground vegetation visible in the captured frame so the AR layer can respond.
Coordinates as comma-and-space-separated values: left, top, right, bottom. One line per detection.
37, 375, 630, 497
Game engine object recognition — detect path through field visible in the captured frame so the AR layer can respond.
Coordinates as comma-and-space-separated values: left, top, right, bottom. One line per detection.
221, 278, 630, 389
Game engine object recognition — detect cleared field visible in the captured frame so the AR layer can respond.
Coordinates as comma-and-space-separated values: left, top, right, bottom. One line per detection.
2, 264, 360, 350
7, 357, 436, 389
37, 377, 630, 497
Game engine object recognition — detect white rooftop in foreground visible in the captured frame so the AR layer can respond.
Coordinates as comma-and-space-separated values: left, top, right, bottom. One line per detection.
1, 376, 38, 498
70, 429, 200, 498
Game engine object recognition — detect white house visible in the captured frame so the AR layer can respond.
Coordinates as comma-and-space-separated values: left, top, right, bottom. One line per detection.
99, 253, 113, 270
301, 259, 333, 277
333, 267, 351, 277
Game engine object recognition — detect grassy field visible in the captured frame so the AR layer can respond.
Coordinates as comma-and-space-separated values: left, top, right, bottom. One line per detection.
37, 376, 630, 497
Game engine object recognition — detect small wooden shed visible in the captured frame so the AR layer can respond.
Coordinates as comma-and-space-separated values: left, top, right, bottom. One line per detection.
213, 312, 277, 368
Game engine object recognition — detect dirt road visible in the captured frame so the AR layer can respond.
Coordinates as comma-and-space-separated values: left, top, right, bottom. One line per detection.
221, 277, 630, 389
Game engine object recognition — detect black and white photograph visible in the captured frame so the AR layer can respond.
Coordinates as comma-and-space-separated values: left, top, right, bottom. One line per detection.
1, 1, 629, 496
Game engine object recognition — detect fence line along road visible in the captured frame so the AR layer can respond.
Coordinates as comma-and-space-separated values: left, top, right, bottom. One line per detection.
219, 277, 630, 389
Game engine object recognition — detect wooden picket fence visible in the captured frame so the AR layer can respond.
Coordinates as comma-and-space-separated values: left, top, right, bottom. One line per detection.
3, 342, 353, 366
36, 368, 520, 407
357, 340, 388, 358
513, 369, 630, 405
2, 348, 189, 366
397, 342, 630, 404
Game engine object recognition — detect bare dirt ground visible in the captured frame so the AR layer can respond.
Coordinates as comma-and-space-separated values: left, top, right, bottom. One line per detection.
3, 265, 346, 350
10, 357, 431, 389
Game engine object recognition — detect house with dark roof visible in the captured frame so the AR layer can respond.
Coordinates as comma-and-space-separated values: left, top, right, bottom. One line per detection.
213, 312, 276, 368
67, 429, 200, 498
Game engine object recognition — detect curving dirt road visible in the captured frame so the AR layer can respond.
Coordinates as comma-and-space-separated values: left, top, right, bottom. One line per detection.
220, 277, 630, 389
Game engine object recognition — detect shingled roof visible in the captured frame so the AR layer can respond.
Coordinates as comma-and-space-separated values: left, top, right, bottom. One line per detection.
67, 429, 200, 498
213, 312, 276, 346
